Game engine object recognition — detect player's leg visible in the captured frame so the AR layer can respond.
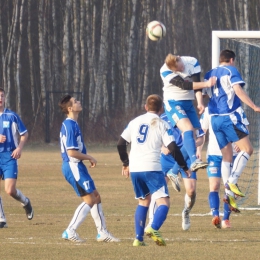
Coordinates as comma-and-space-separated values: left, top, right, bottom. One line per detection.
61, 162, 95, 242
144, 171, 169, 246
207, 155, 222, 228
0, 189, 7, 228
90, 190, 119, 242
181, 170, 197, 230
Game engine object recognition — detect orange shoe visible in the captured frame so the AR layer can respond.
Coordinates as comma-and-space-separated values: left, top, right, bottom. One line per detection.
212, 216, 221, 229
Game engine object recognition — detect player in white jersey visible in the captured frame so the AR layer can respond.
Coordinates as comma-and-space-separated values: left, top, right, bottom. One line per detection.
145, 112, 205, 232
117, 94, 191, 246
59, 95, 119, 243
198, 107, 248, 228
160, 54, 216, 173
0, 88, 33, 228
204, 49, 260, 212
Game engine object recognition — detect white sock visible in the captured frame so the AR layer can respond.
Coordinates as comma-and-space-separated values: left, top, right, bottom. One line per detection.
221, 161, 232, 185
184, 193, 196, 211
12, 189, 27, 205
0, 197, 6, 222
147, 195, 157, 227
68, 202, 91, 231
229, 151, 250, 184
90, 203, 107, 234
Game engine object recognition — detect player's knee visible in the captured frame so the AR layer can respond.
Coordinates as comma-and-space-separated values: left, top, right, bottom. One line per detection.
5, 187, 16, 197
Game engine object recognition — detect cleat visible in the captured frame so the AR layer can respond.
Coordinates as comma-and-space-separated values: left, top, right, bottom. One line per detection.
167, 169, 181, 192
182, 209, 190, 230
62, 230, 85, 243
212, 216, 221, 229
144, 224, 151, 234
0, 222, 7, 228
145, 226, 166, 246
223, 194, 240, 213
221, 220, 231, 229
190, 159, 208, 172
96, 230, 120, 242
225, 182, 245, 197
133, 239, 146, 246
23, 198, 33, 220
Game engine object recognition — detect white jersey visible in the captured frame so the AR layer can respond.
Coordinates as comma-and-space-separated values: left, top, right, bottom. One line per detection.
200, 107, 248, 158
160, 56, 201, 101
121, 112, 174, 172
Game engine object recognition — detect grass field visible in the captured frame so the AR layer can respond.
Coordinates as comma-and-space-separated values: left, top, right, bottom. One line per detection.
1, 144, 260, 260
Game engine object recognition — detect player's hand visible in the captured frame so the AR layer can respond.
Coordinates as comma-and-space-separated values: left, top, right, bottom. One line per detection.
89, 157, 97, 168
161, 145, 170, 155
122, 166, 129, 178
206, 76, 217, 87
197, 103, 205, 114
0, 134, 6, 143
233, 143, 240, 153
253, 105, 260, 113
11, 147, 22, 159
184, 169, 191, 178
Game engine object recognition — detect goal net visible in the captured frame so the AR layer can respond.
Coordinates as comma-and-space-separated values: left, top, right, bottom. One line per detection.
212, 31, 260, 208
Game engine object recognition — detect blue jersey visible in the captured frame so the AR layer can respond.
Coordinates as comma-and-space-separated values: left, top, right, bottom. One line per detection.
0, 108, 27, 152
204, 65, 245, 115
60, 118, 86, 162
160, 113, 183, 147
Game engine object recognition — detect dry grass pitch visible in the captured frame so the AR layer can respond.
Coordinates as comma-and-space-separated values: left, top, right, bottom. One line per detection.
1, 144, 260, 260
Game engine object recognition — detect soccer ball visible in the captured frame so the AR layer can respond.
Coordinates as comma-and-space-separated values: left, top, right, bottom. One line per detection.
146, 21, 166, 41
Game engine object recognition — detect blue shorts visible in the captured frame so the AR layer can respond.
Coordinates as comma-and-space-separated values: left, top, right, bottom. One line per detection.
164, 100, 201, 128
130, 171, 169, 199
0, 152, 18, 180
211, 115, 248, 149
207, 155, 237, 178
62, 161, 96, 197
160, 153, 197, 180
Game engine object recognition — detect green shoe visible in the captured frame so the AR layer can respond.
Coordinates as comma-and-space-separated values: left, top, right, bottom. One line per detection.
133, 239, 146, 246
225, 182, 245, 197
223, 194, 240, 213
145, 227, 166, 246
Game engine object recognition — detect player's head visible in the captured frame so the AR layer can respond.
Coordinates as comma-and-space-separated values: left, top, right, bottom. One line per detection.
0, 88, 5, 109
165, 53, 184, 72
145, 94, 163, 113
59, 95, 82, 115
219, 49, 236, 64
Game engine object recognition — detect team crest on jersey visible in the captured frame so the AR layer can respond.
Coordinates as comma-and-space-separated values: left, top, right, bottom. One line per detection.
3, 121, 10, 128
209, 161, 214, 166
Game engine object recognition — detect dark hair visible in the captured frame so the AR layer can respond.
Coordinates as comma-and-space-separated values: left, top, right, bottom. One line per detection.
146, 94, 163, 113
219, 49, 236, 63
0, 88, 5, 93
58, 95, 72, 114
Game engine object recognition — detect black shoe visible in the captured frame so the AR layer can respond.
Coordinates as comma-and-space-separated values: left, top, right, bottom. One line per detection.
23, 198, 34, 220
0, 222, 8, 228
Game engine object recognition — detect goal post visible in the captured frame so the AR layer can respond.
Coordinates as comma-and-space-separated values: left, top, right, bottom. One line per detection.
211, 31, 260, 207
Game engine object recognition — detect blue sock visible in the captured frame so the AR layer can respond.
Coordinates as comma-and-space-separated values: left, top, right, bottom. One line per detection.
135, 205, 148, 241
223, 202, 231, 221
151, 205, 169, 230
208, 191, 219, 216
183, 131, 197, 164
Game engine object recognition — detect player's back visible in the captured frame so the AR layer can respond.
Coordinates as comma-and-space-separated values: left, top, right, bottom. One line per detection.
204, 65, 244, 115
121, 112, 173, 172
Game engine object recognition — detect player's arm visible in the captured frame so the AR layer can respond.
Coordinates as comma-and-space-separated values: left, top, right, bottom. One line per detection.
170, 75, 216, 90
233, 84, 260, 112
11, 132, 28, 159
67, 149, 97, 167
117, 136, 130, 178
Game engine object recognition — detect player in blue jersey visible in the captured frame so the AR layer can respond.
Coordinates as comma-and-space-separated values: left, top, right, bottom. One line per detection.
59, 95, 119, 243
197, 107, 247, 228
160, 54, 216, 173
117, 94, 192, 246
204, 49, 260, 212
145, 112, 205, 231
0, 88, 33, 228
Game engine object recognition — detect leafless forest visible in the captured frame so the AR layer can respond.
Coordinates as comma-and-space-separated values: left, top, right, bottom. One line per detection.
0, 0, 259, 142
